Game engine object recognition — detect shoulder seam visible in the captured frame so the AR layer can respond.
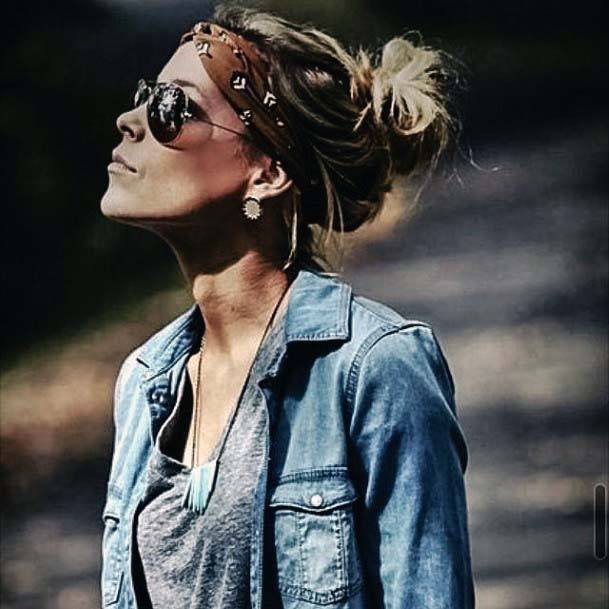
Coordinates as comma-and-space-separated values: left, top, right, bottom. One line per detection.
352, 294, 432, 330
344, 322, 431, 417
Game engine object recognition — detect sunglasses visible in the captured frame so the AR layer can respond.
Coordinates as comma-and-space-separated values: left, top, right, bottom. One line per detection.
133, 78, 253, 145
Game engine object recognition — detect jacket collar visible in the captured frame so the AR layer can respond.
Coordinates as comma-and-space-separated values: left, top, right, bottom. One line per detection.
136, 266, 352, 375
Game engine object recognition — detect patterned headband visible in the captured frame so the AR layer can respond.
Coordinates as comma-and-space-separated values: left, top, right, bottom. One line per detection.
179, 21, 317, 193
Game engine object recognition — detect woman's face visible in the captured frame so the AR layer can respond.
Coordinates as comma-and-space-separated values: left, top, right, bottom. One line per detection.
100, 41, 257, 230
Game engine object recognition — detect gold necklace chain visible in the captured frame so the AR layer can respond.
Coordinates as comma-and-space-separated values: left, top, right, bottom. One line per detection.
190, 279, 292, 468
190, 333, 206, 468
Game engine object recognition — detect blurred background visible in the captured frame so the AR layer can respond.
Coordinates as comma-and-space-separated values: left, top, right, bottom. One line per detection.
1, 0, 607, 607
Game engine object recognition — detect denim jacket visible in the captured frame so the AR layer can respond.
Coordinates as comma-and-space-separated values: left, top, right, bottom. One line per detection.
101, 266, 475, 609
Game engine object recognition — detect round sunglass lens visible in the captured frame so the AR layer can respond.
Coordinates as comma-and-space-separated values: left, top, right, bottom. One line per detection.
148, 83, 187, 144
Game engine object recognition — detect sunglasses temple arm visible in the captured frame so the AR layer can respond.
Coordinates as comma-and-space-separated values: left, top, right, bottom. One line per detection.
186, 111, 254, 142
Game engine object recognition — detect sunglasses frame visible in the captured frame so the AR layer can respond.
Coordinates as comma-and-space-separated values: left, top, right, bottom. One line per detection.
134, 78, 254, 145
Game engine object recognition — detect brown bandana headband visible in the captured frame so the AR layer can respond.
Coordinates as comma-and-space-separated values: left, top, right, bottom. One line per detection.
179, 21, 317, 193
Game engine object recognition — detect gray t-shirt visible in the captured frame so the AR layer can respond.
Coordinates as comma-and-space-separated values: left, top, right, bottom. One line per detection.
134, 313, 285, 609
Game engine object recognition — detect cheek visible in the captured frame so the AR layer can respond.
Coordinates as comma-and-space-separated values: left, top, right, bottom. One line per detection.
101, 138, 248, 220
151, 141, 247, 208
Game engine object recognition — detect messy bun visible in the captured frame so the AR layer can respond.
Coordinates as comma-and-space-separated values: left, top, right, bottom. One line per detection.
211, 6, 459, 269
352, 36, 455, 177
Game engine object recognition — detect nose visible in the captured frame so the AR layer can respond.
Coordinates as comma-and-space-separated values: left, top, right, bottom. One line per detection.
116, 106, 146, 141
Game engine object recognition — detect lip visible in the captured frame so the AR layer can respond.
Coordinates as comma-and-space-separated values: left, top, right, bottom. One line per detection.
108, 161, 137, 175
110, 150, 137, 173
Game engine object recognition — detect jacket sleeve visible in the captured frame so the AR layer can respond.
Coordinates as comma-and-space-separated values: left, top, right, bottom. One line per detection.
346, 325, 475, 609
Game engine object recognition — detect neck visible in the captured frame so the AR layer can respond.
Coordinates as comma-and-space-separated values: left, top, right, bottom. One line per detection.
176, 248, 296, 364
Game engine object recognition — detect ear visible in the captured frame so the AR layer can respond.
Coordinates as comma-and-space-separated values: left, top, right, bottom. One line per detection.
246, 156, 294, 201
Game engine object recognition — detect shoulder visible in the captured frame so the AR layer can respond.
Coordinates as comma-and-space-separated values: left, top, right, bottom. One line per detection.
113, 304, 198, 402
351, 291, 432, 336
343, 287, 466, 469
347, 284, 448, 378
343, 285, 456, 411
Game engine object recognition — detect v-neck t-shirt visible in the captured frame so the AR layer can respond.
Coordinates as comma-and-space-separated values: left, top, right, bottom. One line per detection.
133, 311, 286, 609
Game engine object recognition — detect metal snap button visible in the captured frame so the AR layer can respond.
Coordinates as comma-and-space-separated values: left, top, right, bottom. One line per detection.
309, 493, 323, 507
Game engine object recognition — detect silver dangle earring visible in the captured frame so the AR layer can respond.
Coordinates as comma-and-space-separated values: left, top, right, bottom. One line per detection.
242, 196, 262, 220
281, 197, 299, 271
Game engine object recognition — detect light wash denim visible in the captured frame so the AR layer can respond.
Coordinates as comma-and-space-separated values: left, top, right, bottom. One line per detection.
101, 265, 475, 609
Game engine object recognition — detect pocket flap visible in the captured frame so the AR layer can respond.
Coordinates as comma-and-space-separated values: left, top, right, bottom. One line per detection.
268, 468, 358, 512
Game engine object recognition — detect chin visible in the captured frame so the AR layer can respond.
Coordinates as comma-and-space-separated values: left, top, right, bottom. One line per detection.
100, 189, 124, 218
100, 187, 144, 221
100, 192, 179, 232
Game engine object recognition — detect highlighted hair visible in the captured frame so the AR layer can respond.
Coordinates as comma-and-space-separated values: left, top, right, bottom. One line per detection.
213, 5, 461, 271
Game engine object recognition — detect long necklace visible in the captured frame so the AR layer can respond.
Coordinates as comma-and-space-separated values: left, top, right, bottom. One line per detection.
181, 279, 292, 514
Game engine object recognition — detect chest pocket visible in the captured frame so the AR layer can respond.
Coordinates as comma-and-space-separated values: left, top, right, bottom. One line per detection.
267, 468, 364, 605
101, 488, 125, 606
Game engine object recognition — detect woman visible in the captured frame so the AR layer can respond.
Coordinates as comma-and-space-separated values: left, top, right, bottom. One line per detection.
100, 5, 474, 609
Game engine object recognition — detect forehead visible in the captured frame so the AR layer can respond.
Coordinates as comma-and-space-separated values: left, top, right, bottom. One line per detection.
157, 41, 217, 104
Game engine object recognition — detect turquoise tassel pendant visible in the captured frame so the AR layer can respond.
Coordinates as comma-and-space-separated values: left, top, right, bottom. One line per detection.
181, 458, 219, 514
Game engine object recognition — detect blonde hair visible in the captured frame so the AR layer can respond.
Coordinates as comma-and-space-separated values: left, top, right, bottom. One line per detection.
213, 5, 460, 271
